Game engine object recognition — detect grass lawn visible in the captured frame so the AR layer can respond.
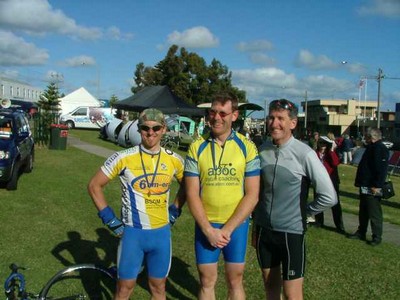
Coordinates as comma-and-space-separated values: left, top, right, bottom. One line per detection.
1, 129, 399, 299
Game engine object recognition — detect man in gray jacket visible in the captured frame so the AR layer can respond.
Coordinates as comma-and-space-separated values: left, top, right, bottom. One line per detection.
253, 99, 337, 300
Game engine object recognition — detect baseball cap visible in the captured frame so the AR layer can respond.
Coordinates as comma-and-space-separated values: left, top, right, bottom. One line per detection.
138, 108, 165, 125
319, 136, 333, 144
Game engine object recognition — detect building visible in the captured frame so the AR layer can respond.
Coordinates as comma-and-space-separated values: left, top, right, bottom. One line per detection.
0, 77, 42, 103
298, 98, 395, 140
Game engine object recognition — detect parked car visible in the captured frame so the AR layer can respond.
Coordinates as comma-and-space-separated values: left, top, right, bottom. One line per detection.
60, 106, 116, 129
0, 108, 34, 190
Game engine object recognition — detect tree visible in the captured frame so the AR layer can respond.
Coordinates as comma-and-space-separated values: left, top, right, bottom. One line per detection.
38, 82, 61, 117
132, 45, 247, 105
109, 94, 119, 108
36, 83, 62, 145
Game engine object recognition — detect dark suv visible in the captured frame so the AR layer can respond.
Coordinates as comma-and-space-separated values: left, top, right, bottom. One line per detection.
0, 109, 34, 190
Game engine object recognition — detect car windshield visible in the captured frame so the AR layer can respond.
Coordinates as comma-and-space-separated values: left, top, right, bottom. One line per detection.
0, 117, 13, 139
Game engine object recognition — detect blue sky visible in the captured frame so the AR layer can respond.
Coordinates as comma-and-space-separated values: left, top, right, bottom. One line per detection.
0, 0, 399, 117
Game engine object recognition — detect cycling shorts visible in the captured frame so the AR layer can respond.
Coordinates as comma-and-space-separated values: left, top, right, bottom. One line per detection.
255, 226, 305, 280
195, 219, 249, 264
117, 224, 171, 280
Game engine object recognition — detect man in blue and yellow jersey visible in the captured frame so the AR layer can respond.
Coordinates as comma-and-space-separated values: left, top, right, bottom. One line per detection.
88, 108, 185, 300
185, 92, 260, 300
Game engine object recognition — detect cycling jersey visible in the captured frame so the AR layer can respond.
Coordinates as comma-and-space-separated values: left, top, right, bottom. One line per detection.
253, 136, 337, 234
184, 130, 260, 223
101, 145, 184, 229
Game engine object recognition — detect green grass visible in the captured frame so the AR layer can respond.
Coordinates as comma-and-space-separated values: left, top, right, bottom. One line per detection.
1, 130, 400, 299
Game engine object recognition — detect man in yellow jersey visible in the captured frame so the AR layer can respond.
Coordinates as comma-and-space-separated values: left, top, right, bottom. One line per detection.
88, 108, 185, 300
185, 92, 260, 299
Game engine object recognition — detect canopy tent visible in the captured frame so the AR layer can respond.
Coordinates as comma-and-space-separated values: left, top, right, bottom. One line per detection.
197, 102, 264, 117
59, 87, 101, 115
114, 85, 205, 116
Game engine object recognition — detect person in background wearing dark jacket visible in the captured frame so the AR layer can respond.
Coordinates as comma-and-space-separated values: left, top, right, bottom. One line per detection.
341, 134, 354, 164
314, 136, 345, 234
347, 127, 389, 246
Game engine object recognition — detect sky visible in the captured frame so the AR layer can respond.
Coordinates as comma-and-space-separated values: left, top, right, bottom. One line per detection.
0, 0, 399, 118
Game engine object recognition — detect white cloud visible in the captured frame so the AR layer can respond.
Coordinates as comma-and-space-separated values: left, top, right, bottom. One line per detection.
249, 53, 276, 66
61, 56, 97, 67
0, 0, 133, 40
295, 50, 339, 70
106, 26, 134, 41
0, 30, 48, 66
357, 0, 400, 18
167, 26, 219, 48
232, 67, 356, 105
236, 40, 274, 52
0, 0, 102, 40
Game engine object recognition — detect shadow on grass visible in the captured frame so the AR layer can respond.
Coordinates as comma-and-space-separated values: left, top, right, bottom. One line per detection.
381, 199, 400, 209
340, 190, 400, 209
339, 190, 359, 201
167, 256, 198, 299
50, 229, 119, 298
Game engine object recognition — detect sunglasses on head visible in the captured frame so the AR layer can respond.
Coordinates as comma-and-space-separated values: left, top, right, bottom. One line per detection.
208, 109, 232, 118
139, 125, 163, 132
269, 99, 295, 111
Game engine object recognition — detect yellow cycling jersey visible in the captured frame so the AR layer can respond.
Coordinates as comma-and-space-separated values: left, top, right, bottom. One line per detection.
185, 130, 260, 223
101, 145, 184, 229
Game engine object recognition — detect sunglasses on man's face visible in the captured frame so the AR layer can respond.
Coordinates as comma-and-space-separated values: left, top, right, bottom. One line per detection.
208, 109, 232, 118
269, 99, 295, 111
139, 125, 163, 132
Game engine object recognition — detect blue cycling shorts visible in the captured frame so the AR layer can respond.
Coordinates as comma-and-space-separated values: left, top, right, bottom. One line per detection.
117, 224, 171, 280
195, 219, 249, 264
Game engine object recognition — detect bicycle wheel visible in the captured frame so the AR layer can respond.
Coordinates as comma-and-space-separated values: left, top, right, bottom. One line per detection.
38, 264, 116, 300
164, 140, 178, 152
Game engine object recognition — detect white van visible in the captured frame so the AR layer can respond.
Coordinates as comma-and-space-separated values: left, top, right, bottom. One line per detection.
60, 106, 116, 129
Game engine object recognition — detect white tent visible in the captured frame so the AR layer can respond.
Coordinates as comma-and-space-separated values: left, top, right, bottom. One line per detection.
59, 87, 101, 115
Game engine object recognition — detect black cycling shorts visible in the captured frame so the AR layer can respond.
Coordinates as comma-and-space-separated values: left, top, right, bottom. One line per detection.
255, 226, 305, 280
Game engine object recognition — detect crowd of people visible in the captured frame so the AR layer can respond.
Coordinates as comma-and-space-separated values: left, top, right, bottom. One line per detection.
87, 95, 389, 299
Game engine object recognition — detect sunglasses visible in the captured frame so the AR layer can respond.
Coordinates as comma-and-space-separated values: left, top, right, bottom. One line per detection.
139, 125, 163, 132
269, 99, 295, 111
208, 109, 232, 118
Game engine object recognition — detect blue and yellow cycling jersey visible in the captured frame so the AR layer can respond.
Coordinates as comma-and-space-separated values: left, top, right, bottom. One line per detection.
184, 130, 260, 223
101, 145, 184, 229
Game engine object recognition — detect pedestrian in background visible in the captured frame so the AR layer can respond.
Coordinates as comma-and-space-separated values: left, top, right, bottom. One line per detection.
347, 127, 389, 246
314, 136, 345, 234
341, 134, 354, 164
309, 131, 319, 150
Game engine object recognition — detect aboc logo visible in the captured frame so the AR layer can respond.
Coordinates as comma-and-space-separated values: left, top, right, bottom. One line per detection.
207, 163, 236, 176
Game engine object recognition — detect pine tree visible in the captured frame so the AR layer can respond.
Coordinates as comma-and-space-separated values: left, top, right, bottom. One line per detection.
36, 83, 62, 145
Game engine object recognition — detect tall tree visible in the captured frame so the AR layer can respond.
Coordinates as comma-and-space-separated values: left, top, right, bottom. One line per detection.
132, 45, 247, 105
38, 82, 61, 122
36, 82, 62, 145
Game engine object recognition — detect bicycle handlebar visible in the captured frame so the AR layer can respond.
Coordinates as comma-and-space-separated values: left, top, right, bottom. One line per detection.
4, 263, 27, 298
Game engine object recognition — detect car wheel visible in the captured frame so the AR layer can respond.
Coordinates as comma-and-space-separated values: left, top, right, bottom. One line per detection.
66, 121, 75, 129
24, 151, 34, 173
6, 162, 20, 190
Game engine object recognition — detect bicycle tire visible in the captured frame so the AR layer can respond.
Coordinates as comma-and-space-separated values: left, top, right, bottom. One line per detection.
163, 141, 178, 152
38, 264, 116, 300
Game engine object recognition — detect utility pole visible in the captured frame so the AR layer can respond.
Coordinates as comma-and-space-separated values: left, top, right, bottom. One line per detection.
377, 68, 383, 129
304, 90, 308, 131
